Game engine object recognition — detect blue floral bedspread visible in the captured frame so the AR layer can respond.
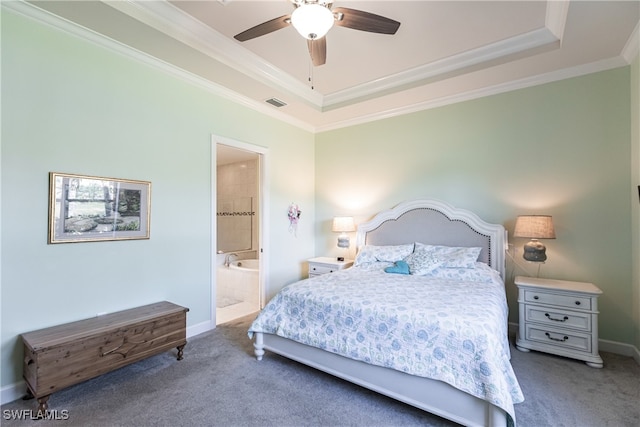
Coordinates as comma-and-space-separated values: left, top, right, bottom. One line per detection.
248, 265, 524, 423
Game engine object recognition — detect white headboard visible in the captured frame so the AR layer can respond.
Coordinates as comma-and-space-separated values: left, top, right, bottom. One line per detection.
355, 200, 507, 278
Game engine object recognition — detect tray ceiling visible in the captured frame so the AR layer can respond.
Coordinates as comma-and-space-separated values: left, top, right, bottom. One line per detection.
13, 1, 640, 131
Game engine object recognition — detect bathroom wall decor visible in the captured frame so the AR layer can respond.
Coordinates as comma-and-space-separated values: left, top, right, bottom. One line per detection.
288, 202, 301, 236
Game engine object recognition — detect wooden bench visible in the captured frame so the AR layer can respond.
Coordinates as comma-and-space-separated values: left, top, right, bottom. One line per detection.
21, 301, 189, 412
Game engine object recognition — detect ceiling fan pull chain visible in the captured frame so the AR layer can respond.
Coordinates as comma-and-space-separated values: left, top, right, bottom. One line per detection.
309, 59, 314, 90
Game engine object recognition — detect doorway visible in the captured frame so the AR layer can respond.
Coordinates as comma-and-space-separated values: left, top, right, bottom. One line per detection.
211, 135, 268, 325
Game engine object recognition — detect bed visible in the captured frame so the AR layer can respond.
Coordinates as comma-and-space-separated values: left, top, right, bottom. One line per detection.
249, 199, 523, 426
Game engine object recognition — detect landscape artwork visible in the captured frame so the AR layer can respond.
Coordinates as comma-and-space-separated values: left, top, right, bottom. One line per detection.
48, 172, 151, 243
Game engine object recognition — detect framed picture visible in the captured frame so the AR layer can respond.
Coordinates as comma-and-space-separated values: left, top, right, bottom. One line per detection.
48, 172, 151, 243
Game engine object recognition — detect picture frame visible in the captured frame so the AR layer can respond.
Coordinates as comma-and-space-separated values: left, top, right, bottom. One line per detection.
48, 172, 151, 243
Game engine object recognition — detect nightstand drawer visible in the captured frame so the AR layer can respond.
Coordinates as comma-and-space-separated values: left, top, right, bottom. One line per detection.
524, 305, 591, 331
525, 324, 591, 352
307, 257, 353, 278
309, 264, 337, 275
524, 289, 592, 310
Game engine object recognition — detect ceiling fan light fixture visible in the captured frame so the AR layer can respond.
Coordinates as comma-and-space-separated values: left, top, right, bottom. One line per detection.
291, 4, 334, 40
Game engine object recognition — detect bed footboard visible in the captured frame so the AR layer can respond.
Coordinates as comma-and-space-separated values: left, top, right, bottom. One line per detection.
253, 332, 508, 427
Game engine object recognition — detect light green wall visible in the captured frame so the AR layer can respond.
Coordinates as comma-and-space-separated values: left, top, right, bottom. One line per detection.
316, 68, 633, 345
2, 2, 637, 395
632, 52, 640, 352
1, 11, 315, 388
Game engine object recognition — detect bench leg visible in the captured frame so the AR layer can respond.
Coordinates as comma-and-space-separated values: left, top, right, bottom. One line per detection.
36, 395, 50, 417
23, 388, 34, 400
176, 343, 186, 361
24, 388, 50, 417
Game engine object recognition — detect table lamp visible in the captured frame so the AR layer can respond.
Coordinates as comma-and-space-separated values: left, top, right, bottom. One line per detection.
332, 216, 355, 249
513, 215, 556, 262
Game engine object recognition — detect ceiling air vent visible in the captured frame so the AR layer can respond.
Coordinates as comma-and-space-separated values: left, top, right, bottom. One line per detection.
265, 98, 287, 108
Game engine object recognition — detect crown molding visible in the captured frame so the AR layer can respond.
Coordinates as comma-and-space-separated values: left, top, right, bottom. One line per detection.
2, 0, 315, 132
322, 27, 559, 109
103, 0, 323, 108
99, 0, 566, 111
4, 1, 635, 135
622, 20, 640, 63
316, 56, 629, 133
545, 0, 570, 42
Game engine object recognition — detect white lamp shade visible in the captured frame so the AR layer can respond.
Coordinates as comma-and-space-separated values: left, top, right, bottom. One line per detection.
332, 216, 355, 232
513, 215, 556, 239
291, 4, 335, 40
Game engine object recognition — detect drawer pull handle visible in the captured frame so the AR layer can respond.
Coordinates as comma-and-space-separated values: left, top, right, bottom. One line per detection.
575, 301, 581, 306
545, 313, 569, 322
545, 332, 569, 342
533, 296, 539, 300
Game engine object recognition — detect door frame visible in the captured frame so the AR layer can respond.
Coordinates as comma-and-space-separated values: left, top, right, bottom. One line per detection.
211, 134, 269, 326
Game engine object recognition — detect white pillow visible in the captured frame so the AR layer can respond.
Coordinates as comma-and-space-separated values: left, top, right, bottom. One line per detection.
354, 244, 414, 266
414, 242, 482, 269
405, 248, 443, 275
354, 261, 394, 271
428, 262, 501, 283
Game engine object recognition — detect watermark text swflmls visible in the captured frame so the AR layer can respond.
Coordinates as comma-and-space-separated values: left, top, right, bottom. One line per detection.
2, 409, 70, 421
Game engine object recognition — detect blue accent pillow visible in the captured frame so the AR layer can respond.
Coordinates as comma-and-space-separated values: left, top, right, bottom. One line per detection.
384, 260, 410, 275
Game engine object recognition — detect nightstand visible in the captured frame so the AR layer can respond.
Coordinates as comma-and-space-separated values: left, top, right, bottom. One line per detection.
515, 276, 603, 368
308, 257, 353, 277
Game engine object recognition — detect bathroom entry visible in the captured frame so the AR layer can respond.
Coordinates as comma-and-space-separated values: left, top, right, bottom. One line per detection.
213, 138, 266, 325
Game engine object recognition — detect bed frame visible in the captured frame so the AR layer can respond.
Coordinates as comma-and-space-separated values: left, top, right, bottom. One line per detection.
253, 199, 509, 427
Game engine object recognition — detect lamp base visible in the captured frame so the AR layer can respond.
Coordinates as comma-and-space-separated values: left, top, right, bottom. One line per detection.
523, 239, 547, 262
337, 235, 350, 248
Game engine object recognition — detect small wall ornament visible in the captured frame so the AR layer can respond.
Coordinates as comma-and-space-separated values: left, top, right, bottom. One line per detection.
288, 203, 301, 236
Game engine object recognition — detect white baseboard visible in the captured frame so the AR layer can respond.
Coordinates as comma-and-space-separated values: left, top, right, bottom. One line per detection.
1, 382, 26, 407
187, 319, 215, 339
599, 338, 640, 365
1, 320, 216, 406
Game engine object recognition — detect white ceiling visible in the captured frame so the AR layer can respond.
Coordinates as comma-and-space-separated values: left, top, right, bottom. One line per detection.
17, 1, 640, 132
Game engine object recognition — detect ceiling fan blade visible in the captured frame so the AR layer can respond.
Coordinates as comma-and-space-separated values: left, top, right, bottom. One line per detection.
307, 37, 326, 66
332, 7, 400, 35
234, 15, 291, 42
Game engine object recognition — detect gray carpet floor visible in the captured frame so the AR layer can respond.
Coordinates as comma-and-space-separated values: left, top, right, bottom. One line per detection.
2, 313, 638, 427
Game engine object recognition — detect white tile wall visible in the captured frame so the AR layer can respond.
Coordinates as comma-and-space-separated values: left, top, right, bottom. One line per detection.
217, 159, 259, 253
216, 158, 260, 324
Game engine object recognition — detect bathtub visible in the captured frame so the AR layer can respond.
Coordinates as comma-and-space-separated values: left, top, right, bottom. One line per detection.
229, 258, 259, 272
217, 258, 260, 324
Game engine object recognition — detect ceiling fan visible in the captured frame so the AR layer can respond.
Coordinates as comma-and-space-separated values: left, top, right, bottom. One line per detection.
234, 0, 401, 66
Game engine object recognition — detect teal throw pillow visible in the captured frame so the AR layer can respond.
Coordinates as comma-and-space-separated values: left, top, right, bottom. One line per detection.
384, 260, 410, 275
